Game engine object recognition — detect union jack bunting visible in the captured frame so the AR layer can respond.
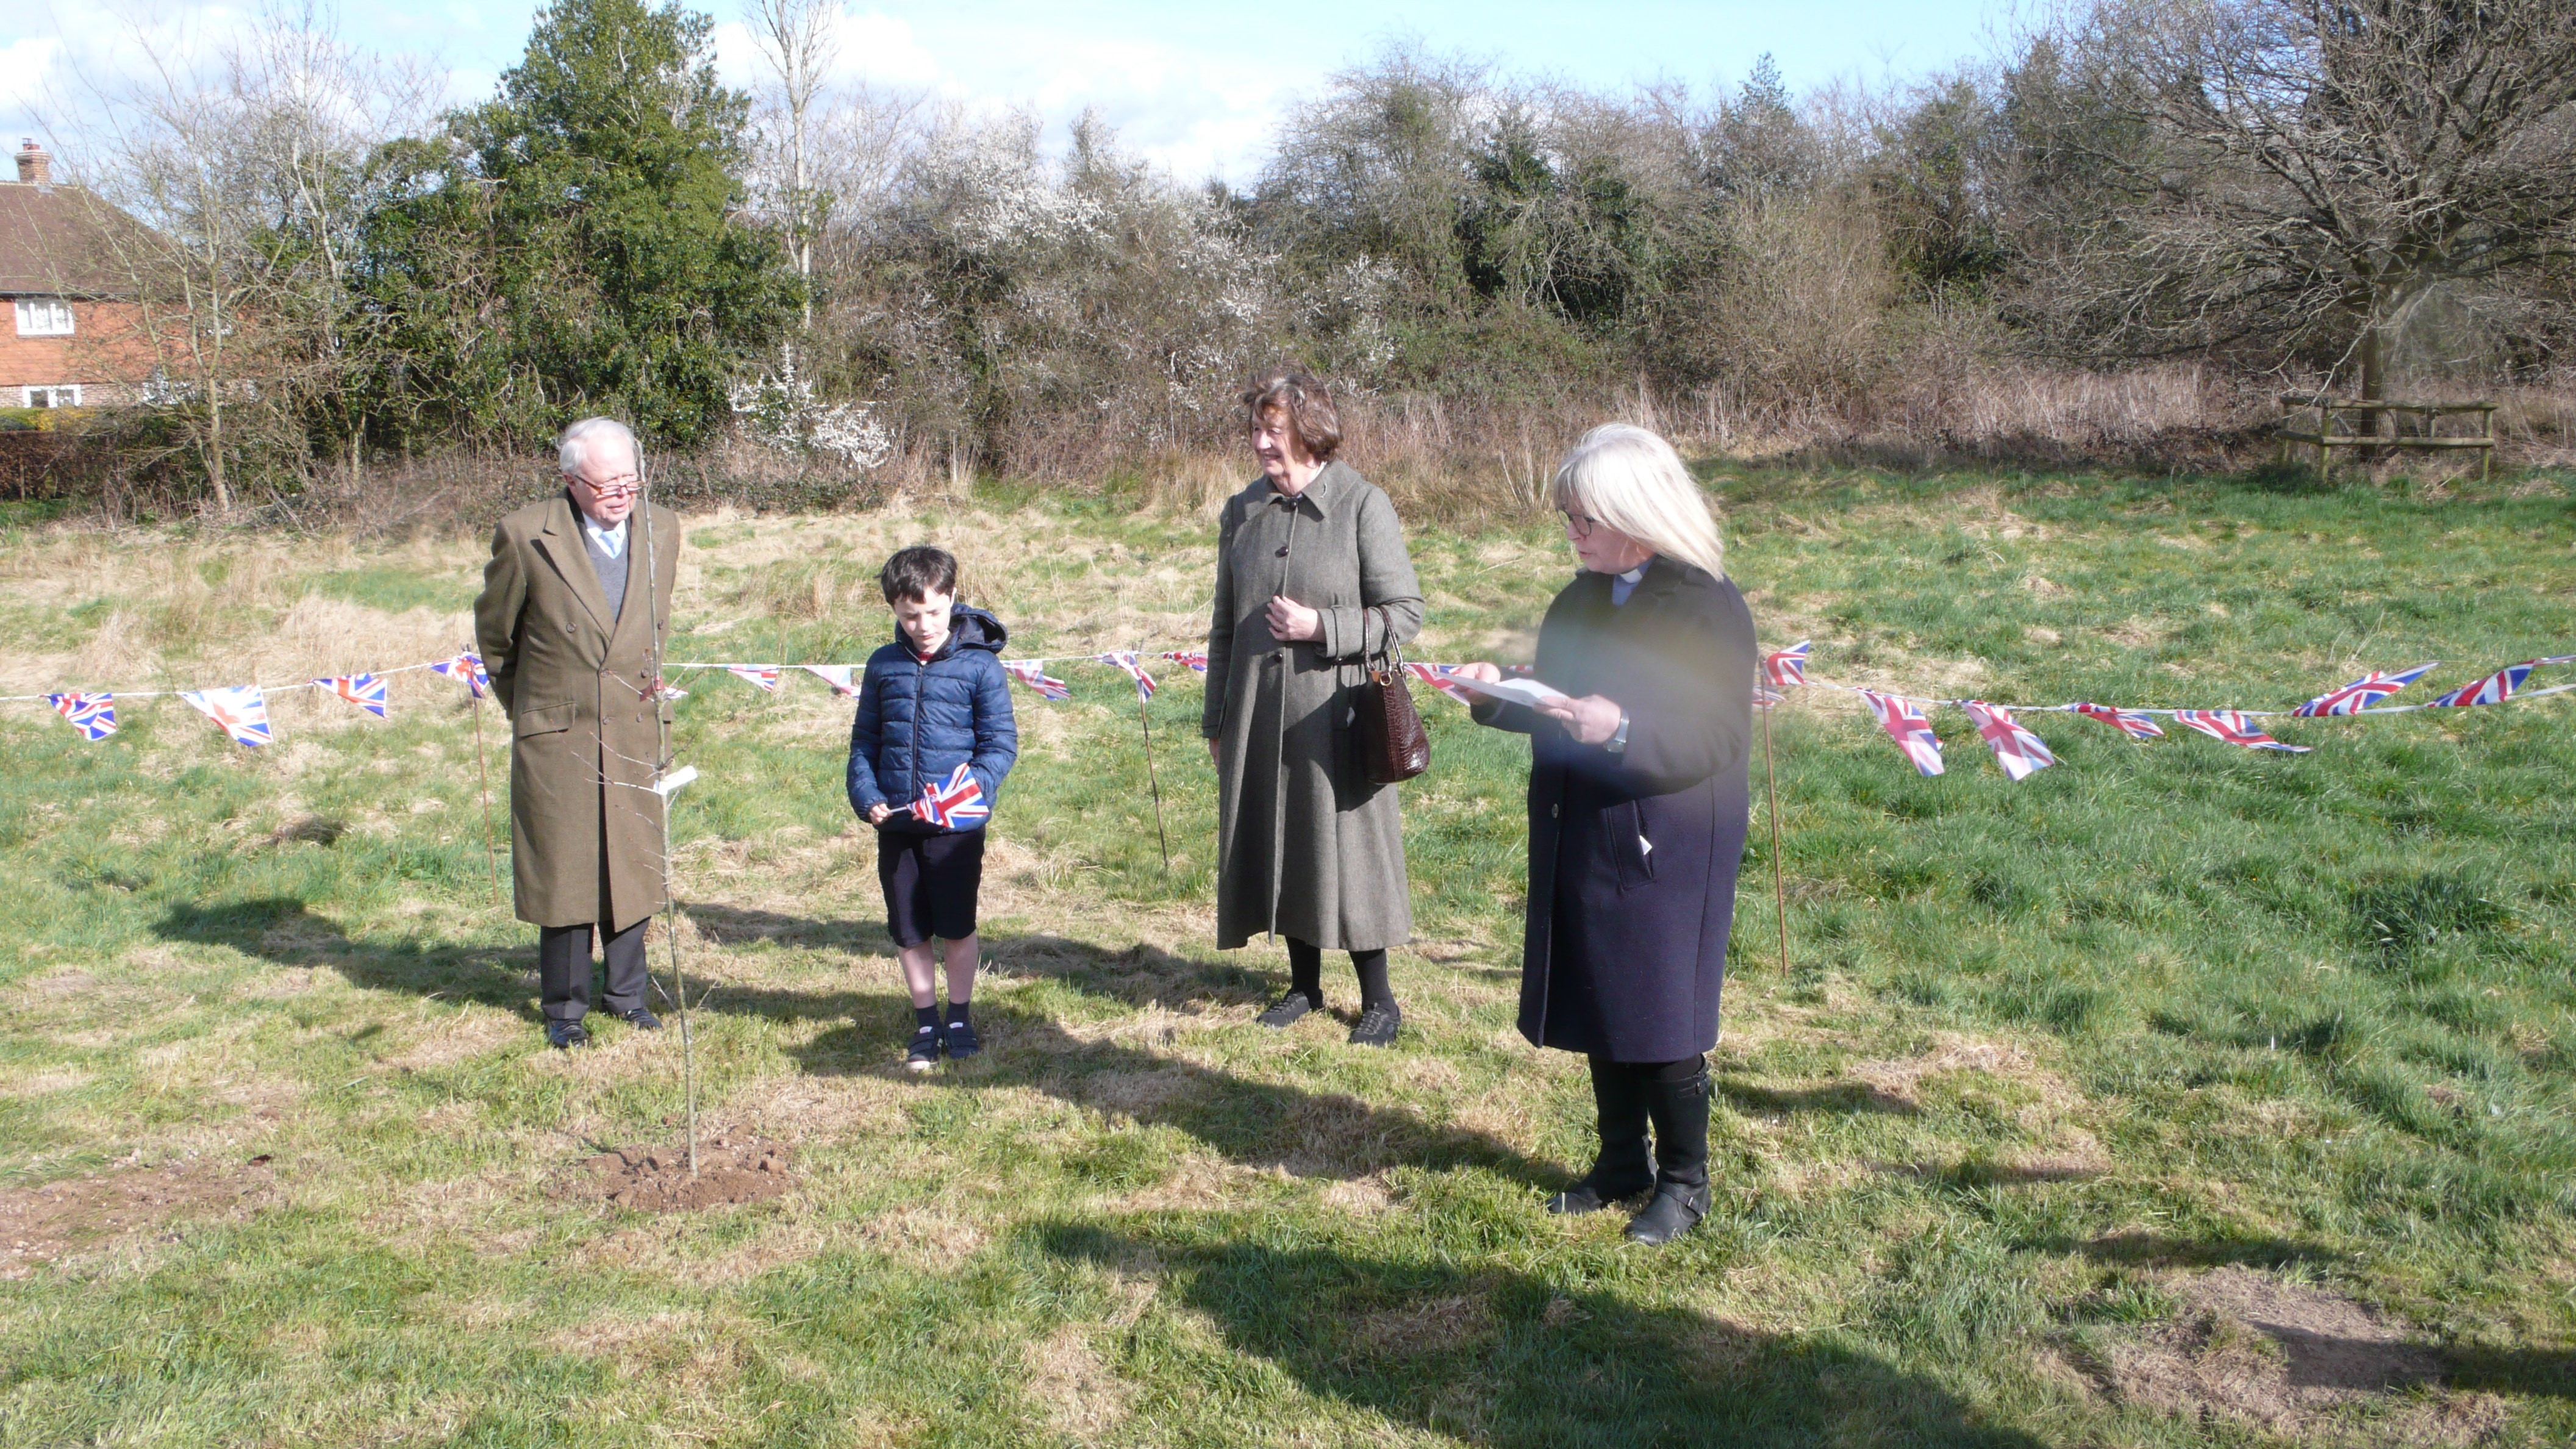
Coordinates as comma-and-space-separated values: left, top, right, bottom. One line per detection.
2539, 655, 2576, 666
1762, 640, 1811, 688
315, 673, 390, 719
431, 652, 490, 698
181, 685, 273, 747
1160, 650, 1209, 673
1961, 700, 2056, 781
1753, 684, 1787, 712
639, 675, 688, 702
1404, 662, 1476, 703
2069, 701, 2164, 740
2174, 709, 2309, 753
801, 664, 860, 698
2292, 662, 2436, 717
725, 665, 782, 692
46, 692, 115, 740
1858, 690, 1944, 776
2430, 661, 2535, 708
1003, 660, 1072, 701
911, 762, 991, 829
1104, 651, 1156, 702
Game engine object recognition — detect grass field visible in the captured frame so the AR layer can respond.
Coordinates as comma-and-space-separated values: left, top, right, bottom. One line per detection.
2, 462, 2574, 1447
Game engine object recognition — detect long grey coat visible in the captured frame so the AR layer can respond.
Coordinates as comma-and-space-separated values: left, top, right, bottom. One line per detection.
473, 496, 680, 933
1203, 462, 1425, 951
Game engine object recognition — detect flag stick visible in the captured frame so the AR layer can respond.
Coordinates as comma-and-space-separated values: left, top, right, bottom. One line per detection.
1764, 701, 1789, 977
1137, 682, 1172, 874
470, 691, 501, 907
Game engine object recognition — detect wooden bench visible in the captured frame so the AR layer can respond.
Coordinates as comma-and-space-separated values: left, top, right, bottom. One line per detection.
2276, 395, 2496, 482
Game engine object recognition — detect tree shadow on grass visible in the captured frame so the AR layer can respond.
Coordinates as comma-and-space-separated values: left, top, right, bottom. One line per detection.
2012, 1228, 2340, 1271
1716, 1075, 1918, 1117
152, 897, 541, 1018
2443, 1345, 2576, 1400
1035, 1218, 2051, 1449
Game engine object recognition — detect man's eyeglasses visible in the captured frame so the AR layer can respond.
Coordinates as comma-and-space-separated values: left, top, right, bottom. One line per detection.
1561, 510, 1600, 538
575, 474, 642, 500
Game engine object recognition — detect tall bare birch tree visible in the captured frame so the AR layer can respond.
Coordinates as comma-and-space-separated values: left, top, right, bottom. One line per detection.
744, 0, 835, 331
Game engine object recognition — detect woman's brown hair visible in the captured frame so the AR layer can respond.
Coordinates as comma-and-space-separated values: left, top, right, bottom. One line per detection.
1240, 368, 1342, 463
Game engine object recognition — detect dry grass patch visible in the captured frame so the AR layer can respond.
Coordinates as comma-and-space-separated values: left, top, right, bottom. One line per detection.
1023, 1324, 1133, 1438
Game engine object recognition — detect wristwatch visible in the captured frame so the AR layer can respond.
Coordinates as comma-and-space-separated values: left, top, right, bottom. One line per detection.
1606, 713, 1631, 754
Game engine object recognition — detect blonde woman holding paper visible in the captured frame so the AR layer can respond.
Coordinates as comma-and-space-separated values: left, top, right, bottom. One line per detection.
1455, 423, 1758, 1245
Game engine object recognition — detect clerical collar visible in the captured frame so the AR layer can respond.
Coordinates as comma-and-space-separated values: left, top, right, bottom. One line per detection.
1616, 564, 1648, 585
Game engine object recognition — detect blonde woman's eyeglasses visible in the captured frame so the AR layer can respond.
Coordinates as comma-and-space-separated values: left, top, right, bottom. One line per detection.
1561, 510, 1600, 538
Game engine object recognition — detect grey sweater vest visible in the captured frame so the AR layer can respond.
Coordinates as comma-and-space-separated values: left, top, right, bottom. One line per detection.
581, 516, 630, 620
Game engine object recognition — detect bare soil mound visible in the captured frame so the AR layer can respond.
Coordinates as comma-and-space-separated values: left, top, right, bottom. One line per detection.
2080, 1266, 2502, 1444
561, 1136, 794, 1212
0, 1154, 276, 1278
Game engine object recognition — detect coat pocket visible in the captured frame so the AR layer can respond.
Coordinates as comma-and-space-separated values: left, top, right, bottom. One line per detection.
1614, 799, 1658, 890
515, 701, 575, 738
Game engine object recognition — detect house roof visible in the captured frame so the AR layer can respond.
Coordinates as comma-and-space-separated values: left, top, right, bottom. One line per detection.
0, 184, 153, 297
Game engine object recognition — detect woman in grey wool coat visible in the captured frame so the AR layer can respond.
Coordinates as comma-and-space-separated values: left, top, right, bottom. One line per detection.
1203, 370, 1425, 1048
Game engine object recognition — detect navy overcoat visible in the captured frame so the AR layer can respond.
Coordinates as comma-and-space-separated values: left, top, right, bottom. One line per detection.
1473, 557, 1758, 1062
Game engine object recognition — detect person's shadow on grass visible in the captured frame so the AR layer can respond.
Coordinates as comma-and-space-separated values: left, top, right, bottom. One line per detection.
153, 897, 545, 1018
1034, 1217, 2052, 1448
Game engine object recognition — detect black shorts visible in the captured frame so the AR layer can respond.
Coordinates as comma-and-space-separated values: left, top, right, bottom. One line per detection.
877, 828, 986, 948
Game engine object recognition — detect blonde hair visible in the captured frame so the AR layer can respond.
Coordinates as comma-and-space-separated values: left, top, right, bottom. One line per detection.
1549, 424, 1726, 580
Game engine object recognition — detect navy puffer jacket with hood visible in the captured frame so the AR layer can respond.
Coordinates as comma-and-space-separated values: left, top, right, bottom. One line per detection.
846, 606, 1018, 832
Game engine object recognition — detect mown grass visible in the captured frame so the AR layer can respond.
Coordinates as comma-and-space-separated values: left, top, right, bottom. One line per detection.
1, 465, 2573, 1446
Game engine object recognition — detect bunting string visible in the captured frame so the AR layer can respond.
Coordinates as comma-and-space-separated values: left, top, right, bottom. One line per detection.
7, 642, 2572, 782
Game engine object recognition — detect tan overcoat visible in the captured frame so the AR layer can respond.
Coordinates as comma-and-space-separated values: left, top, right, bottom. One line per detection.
1202, 463, 1424, 951
473, 495, 680, 932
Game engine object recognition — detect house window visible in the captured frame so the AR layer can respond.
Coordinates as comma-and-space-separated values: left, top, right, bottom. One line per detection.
13, 297, 74, 337
23, 385, 80, 407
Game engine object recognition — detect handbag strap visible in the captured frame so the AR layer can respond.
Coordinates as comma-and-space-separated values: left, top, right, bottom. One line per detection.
1366, 603, 1405, 676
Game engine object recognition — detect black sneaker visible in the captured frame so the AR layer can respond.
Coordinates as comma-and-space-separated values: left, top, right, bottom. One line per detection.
1348, 1005, 1401, 1048
1256, 991, 1320, 1028
904, 1024, 943, 1072
621, 1007, 664, 1031
546, 1020, 589, 1051
944, 1017, 981, 1060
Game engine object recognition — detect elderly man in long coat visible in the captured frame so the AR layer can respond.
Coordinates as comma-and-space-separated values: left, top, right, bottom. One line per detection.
473, 417, 681, 1049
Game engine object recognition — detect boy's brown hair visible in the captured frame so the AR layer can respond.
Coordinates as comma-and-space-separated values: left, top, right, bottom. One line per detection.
879, 545, 959, 604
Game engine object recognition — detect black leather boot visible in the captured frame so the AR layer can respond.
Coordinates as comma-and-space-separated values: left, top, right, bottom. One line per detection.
1627, 1067, 1712, 1245
1548, 1059, 1656, 1214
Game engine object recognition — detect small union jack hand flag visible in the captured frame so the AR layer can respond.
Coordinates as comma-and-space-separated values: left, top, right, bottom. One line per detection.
315, 674, 390, 719
2292, 662, 2437, 717
1003, 660, 1072, 701
912, 762, 991, 829
2175, 709, 2309, 753
725, 665, 782, 692
182, 685, 273, 747
431, 652, 491, 699
639, 674, 688, 702
2430, 661, 2535, 708
2070, 701, 2164, 740
802, 664, 861, 698
1160, 650, 1209, 673
1762, 640, 1811, 688
1404, 662, 1475, 704
1858, 690, 1944, 776
1961, 701, 2056, 781
1104, 651, 1156, 701
46, 692, 115, 740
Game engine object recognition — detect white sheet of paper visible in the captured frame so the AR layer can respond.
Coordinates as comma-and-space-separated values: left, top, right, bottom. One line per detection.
1439, 673, 1570, 709
653, 765, 699, 797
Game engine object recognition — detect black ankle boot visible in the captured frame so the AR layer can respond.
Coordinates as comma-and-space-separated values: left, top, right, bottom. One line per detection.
1549, 1059, 1655, 1214
1628, 1068, 1712, 1245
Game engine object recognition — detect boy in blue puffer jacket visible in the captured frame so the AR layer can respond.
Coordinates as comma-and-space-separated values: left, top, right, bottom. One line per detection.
848, 545, 1018, 1070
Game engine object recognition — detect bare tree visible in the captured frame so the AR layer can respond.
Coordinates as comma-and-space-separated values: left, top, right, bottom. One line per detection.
2044, 0, 2576, 409
743, 0, 836, 331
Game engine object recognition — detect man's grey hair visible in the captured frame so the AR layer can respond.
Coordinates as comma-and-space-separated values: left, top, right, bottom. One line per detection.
557, 417, 639, 477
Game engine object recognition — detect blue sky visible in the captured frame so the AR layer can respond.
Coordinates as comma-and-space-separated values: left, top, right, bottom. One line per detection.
5, 0, 2014, 182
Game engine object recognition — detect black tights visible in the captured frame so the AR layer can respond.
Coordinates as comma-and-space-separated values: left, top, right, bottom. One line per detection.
1589, 1054, 1706, 1088
1285, 936, 1395, 1012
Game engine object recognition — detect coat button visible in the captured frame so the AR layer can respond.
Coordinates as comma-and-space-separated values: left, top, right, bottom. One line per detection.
1275, 545, 1289, 557
1551, 804, 1559, 818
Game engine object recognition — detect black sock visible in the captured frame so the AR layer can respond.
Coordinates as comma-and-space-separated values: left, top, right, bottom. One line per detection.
1351, 948, 1394, 1014
1285, 937, 1325, 1006
946, 999, 971, 1029
914, 1004, 940, 1034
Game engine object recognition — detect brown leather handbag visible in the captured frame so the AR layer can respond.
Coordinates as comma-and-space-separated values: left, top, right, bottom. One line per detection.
1359, 605, 1431, 784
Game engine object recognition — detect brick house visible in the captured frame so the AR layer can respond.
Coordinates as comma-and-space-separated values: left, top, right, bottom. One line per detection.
0, 141, 158, 409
